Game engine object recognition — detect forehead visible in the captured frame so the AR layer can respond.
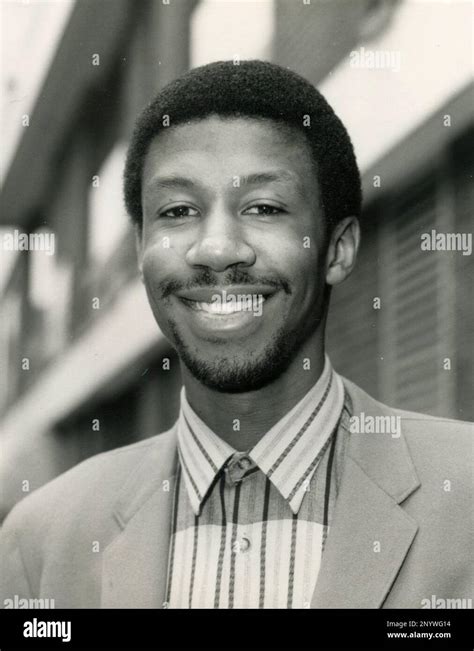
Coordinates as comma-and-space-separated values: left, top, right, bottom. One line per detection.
142, 115, 316, 189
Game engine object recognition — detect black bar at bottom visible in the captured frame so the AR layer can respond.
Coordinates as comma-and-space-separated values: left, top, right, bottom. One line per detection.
0, 608, 472, 650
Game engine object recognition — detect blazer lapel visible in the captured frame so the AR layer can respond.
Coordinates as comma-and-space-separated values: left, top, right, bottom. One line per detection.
311, 379, 421, 608
101, 429, 178, 608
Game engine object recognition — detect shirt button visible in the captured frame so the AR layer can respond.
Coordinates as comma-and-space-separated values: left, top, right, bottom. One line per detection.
237, 457, 251, 470
224, 454, 253, 485
239, 536, 251, 552
233, 536, 251, 553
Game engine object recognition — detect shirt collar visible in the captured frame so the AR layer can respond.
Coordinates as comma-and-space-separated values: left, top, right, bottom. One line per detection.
176, 355, 345, 516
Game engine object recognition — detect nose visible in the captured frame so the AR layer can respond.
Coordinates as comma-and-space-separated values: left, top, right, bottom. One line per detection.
185, 205, 256, 272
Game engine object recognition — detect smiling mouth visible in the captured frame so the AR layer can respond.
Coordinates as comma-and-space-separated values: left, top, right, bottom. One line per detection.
174, 286, 279, 334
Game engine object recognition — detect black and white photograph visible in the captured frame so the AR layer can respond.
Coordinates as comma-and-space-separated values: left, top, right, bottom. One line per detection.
0, 0, 473, 648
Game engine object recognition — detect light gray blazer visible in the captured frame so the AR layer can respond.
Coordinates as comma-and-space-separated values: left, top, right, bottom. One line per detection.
1, 379, 472, 608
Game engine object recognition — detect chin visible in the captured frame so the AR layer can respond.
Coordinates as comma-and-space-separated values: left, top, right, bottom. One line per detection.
174, 335, 298, 395
182, 357, 289, 393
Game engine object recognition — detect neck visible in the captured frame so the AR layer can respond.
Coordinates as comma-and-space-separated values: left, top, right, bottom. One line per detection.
181, 333, 326, 451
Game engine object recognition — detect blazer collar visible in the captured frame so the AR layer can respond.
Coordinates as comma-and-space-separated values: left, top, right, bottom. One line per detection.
112, 428, 178, 527
102, 428, 178, 608
310, 378, 421, 608
342, 377, 420, 503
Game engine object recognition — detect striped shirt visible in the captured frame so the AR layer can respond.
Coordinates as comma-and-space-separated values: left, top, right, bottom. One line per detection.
165, 357, 351, 608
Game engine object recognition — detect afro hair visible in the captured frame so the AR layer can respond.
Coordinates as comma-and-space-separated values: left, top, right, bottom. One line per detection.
123, 59, 361, 230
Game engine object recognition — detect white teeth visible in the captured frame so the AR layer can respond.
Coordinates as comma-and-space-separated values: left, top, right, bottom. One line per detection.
192, 295, 265, 315
196, 301, 245, 314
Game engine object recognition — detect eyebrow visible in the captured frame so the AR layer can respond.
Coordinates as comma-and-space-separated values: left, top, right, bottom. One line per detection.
240, 170, 299, 187
146, 176, 200, 192
146, 170, 305, 196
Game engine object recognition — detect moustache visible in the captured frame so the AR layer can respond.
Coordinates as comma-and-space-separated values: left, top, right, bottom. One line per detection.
157, 268, 292, 299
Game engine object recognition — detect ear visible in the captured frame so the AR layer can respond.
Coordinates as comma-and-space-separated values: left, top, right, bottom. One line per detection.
325, 217, 360, 287
135, 225, 144, 282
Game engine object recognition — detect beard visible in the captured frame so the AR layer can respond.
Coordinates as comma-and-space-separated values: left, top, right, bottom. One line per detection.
168, 317, 315, 393
147, 265, 328, 393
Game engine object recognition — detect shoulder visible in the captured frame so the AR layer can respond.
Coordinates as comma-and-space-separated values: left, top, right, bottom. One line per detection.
1, 427, 177, 536
343, 376, 473, 481
343, 375, 472, 438
394, 408, 472, 487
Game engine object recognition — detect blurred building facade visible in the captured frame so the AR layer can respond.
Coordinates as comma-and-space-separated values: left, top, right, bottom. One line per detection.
1, 0, 472, 518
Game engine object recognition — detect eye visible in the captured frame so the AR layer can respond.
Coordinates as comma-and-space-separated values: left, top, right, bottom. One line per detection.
159, 205, 199, 219
243, 204, 286, 216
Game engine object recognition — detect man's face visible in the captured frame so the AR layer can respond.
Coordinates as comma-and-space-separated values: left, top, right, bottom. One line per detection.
139, 116, 329, 392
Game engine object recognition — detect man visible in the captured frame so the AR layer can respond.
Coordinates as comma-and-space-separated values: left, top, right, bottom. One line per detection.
1, 60, 472, 609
